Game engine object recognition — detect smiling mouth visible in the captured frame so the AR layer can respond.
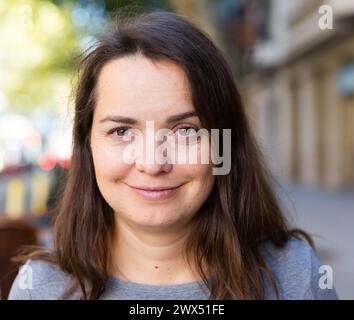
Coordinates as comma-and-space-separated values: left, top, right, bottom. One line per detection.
128, 184, 182, 200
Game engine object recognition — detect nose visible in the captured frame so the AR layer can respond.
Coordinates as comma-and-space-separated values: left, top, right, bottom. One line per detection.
134, 140, 173, 175
135, 162, 172, 175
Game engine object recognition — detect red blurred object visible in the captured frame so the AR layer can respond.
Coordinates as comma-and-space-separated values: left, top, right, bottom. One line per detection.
0, 164, 32, 177
38, 153, 71, 171
58, 158, 70, 169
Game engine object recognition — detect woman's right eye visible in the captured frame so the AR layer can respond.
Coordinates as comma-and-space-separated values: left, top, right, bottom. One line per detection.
107, 127, 134, 140
115, 127, 130, 137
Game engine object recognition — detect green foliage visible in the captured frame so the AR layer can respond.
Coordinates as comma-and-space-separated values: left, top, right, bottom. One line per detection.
0, 0, 171, 114
0, 0, 79, 113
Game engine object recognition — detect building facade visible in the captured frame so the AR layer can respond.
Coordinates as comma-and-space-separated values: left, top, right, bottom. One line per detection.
244, 0, 354, 190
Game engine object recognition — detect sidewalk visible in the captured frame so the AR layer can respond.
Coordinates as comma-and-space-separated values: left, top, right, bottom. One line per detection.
276, 181, 354, 299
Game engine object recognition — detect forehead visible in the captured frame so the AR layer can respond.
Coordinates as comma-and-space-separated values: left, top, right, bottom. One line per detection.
95, 54, 194, 117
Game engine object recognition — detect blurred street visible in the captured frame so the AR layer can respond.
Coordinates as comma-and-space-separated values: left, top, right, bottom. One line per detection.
278, 181, 354, 299
0, 167, 51, 218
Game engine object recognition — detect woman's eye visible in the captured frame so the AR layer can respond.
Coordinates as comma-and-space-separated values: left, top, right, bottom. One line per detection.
176, 127, 198, 137
108, 127, 134, 139
115, 127, 130, 137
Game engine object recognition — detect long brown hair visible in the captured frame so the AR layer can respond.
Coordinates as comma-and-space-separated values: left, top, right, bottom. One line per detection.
15, 11, 312, 300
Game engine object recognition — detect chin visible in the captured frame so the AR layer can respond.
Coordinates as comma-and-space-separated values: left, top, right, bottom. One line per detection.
130, 209, 189, 229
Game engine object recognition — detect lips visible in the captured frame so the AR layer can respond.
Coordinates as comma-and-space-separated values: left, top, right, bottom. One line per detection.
131, 185, 180, 191
128, 185, 181, 200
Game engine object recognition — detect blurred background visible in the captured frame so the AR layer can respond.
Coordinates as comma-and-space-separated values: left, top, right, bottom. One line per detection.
0, 0, 353, 299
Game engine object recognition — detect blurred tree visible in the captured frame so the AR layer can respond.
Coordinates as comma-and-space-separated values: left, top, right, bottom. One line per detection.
0, 0, 171, 114
0, 0, 78, 113
169, 0, 222, 50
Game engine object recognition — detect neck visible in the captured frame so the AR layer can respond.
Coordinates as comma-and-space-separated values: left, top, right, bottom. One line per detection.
109, 216, 202, 285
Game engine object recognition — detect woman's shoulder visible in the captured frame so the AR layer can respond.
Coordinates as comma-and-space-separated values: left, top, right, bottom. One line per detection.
261, 236, 314, 268
8, 259, 77, 300
260, 237, 338, 299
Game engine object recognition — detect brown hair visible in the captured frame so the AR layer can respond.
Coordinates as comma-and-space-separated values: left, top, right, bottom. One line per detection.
14, 11, 312, 300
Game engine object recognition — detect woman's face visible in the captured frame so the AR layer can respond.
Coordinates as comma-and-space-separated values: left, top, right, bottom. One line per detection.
90, 54, 215, 231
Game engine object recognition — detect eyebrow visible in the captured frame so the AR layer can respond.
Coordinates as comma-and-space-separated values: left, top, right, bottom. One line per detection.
99, 111, 198, 125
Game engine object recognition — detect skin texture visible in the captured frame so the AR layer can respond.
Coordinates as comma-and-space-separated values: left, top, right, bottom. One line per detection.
90, 54, 215, 284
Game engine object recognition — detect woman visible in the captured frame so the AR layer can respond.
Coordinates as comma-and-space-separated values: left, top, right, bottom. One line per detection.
9, 11, 337, 300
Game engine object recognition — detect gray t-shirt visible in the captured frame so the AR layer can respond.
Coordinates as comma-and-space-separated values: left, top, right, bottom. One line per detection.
8, 238, 338, 300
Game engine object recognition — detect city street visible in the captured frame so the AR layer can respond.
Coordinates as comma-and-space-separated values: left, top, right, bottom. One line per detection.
277, 181, 354, 299
0, 168, 51, 218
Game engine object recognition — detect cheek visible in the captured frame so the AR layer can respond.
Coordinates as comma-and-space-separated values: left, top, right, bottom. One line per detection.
177, 164, 215, 215
178, 163, 215, 189
91, 142, 130, 183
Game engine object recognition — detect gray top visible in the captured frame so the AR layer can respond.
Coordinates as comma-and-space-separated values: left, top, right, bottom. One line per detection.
8, 238, 338, 300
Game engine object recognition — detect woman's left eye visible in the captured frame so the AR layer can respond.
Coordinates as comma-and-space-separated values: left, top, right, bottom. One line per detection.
175, 126, 198, 136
